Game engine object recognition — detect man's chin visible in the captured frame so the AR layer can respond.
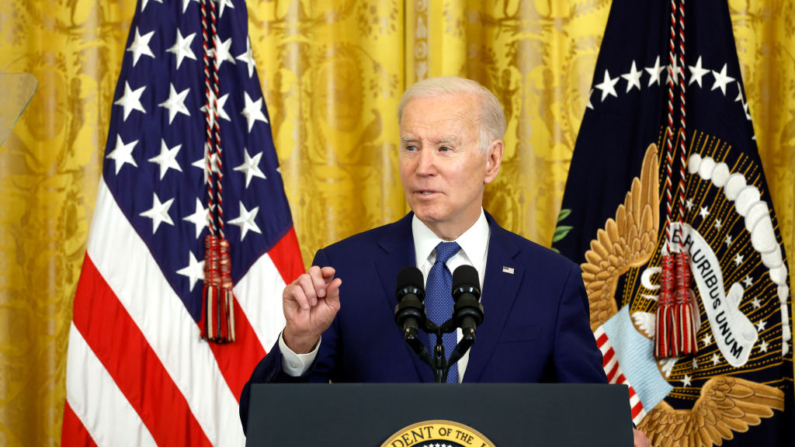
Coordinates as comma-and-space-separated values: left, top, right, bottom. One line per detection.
412, 208, 448, 226
411, 208, 437, 223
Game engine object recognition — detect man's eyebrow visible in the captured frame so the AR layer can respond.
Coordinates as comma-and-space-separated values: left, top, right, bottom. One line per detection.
430, 136, 460, 145
400, 135, 461, 145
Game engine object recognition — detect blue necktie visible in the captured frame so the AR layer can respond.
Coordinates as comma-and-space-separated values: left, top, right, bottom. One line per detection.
425, 241, 461, 383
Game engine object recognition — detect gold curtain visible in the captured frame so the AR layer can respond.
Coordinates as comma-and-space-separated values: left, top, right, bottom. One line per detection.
0, 1, 792, 445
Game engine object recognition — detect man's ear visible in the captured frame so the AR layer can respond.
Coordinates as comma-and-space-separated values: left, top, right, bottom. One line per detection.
484, 139, 503, 184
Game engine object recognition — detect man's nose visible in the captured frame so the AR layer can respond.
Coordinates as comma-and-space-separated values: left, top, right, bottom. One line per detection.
416, 148, 436, 176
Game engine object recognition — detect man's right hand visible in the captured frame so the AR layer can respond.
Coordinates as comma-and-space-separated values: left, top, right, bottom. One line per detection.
282, 266, 342, 354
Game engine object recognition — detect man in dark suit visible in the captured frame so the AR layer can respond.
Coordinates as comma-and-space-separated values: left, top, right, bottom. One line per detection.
240, 77, 649, 446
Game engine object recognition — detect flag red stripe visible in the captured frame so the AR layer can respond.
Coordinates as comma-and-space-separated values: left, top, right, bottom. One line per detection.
207, 296, 265, 402
61, 402, 97, 447
73, 255, 212, 447
601, 347, 615, 367
605, 360, 620, 383
596, 333, 608, 347
268, 227, 305, 284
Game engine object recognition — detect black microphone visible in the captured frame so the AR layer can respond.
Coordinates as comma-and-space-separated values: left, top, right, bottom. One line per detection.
452, 265, 484, 341
394, 266, 426, 341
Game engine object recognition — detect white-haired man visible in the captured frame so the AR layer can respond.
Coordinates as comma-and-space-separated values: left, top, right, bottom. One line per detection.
241, 76, 650, 446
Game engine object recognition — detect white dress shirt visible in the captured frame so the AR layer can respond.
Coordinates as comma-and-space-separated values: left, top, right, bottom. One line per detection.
279, 209, 490, 382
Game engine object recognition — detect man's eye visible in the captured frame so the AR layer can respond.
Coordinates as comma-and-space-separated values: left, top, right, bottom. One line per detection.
439, 146, 451, 152
405, 145, 417, 151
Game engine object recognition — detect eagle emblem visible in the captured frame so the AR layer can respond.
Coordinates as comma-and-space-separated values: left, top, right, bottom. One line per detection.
580, 143, 786, 446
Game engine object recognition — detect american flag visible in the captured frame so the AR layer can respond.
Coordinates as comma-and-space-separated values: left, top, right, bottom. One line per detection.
60, 0, 303, 444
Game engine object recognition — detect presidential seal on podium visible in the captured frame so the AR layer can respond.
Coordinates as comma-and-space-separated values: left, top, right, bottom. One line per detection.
382, 420, 496, 447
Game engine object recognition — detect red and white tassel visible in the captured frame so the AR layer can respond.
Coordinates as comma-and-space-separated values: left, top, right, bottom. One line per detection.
675, 251, 697, 354
201, 234, 221, 340
655, 254, 676, 358
219, 238, 235, 342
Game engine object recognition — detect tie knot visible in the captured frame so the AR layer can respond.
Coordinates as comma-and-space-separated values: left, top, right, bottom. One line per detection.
434, 241, 460, 264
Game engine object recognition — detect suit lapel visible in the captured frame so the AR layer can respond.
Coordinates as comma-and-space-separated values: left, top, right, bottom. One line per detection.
463, 213, 524, 383
373, 213, 434, 382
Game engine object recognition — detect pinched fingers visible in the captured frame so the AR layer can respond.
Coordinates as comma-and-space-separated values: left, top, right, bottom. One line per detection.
320, 266, 336, 285
307, 266, 331, 299
286, 266, 335, 310
325, 277, 342, 304
285, 278, 310, 311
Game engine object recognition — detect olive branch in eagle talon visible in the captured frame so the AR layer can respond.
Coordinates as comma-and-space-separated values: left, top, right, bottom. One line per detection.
581, 143, 660, 333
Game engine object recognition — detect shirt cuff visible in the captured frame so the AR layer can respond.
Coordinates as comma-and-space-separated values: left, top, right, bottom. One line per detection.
279, 331, 320, 377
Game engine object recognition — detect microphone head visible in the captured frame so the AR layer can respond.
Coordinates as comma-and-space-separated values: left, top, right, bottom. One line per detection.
452, 265, 484, 329
452, 265, 480, 299
396, 266, 425, 300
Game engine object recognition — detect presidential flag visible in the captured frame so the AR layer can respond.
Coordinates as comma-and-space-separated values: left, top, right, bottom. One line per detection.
60, 0, 303, 444
554, 0, 793, 445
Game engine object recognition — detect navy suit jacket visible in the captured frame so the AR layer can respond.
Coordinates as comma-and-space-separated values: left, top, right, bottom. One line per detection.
240, 212, 607, 432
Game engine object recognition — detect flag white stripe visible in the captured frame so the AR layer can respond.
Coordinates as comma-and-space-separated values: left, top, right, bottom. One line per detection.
633, 409, 647, 425
234, 253, 287, 352
86, 180, 246, 446
65, 323, 157, 447
610, 366, 625, 384
593, 326, 606, 341
603, 354, 619, 378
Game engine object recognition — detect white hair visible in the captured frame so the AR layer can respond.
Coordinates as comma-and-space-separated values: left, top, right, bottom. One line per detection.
398, 76, 506, 151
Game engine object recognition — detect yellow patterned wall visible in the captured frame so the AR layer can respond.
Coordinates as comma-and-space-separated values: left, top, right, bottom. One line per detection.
249, 0, 408, 266
0, 1, 137, 445
0, 1, 792, 445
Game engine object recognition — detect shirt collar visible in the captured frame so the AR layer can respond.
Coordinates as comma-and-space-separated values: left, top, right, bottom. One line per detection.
412, 208, 489, 268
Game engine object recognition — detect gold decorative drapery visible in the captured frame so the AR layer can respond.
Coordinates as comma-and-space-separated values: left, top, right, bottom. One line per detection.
0, 1, 792, 445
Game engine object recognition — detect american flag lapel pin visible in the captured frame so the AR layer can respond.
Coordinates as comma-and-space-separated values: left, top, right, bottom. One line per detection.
502, 266, 515, 274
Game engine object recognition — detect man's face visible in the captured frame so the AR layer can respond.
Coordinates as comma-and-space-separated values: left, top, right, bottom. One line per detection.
399, 93, 501, 236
